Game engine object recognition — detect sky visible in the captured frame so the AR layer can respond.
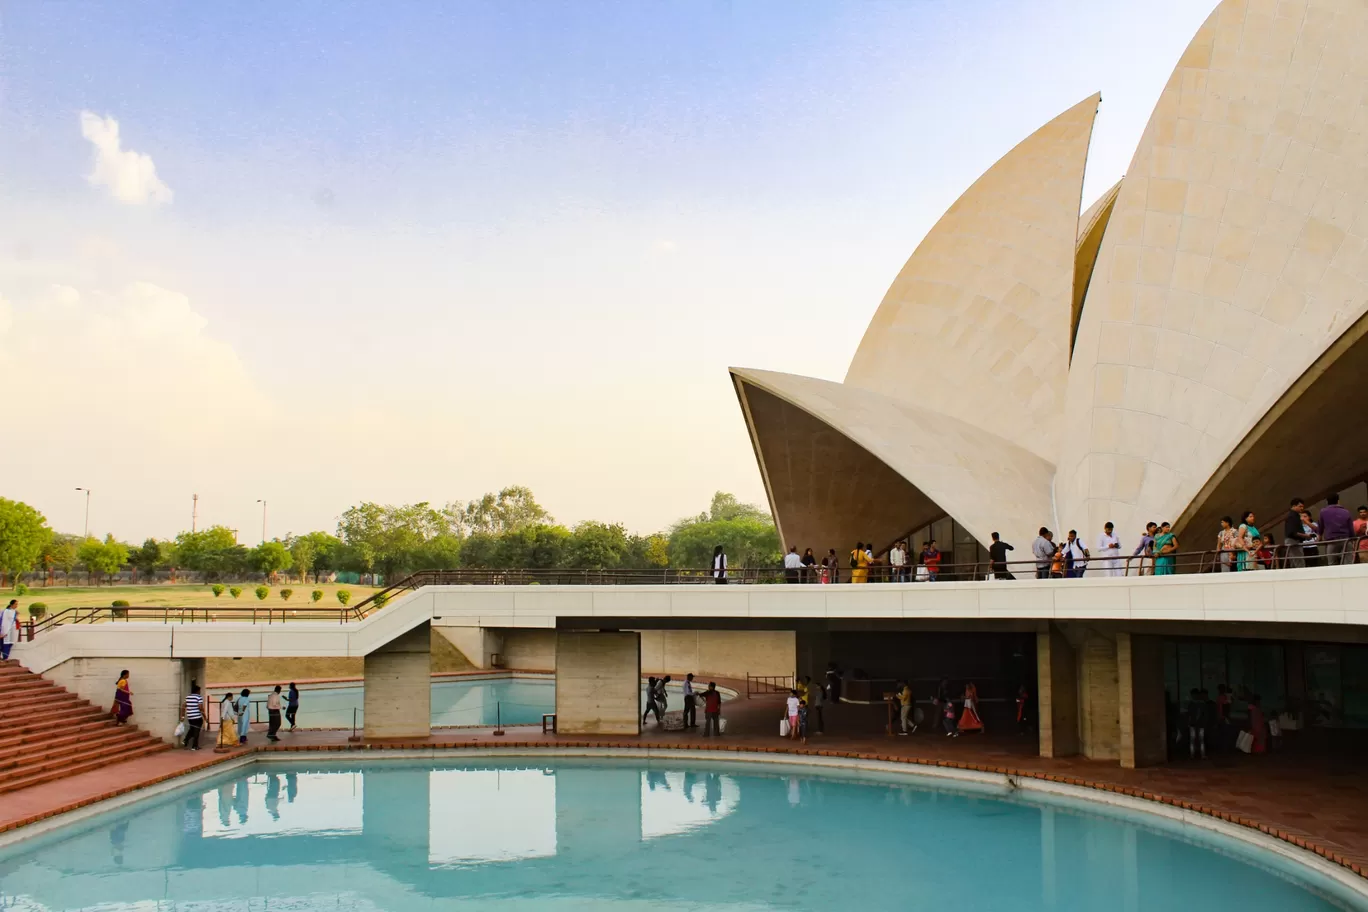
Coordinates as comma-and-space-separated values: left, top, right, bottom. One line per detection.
0, 0, 1215, 543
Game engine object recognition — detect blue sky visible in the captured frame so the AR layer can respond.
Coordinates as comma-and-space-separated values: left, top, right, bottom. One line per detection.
0, 0, 1214, 541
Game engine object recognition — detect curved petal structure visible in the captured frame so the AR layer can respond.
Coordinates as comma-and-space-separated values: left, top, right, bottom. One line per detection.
845, 93, 1101, 462
732, 368, 1055, 554
1057, 0, 1368, 538
1072, 180, 1123, 355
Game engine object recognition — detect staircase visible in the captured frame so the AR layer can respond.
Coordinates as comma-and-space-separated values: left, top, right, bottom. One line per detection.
0, 660, 169, 794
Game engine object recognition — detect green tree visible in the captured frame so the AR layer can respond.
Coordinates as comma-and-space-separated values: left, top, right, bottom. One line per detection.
251, 541, 293, 580
310, 589, 324, 603
417, 533, 463, 570
336, 589, 352, 606
494, 524, 570, 568
337, 502, 446, 580
625, 533, 671, 569
211, 584, 225, 597
42, 533, 81, 583
457, 533, 500, 569
447, 486, 550, 535
668, 517, 780, 570
566, 521, 629, 569
130, 538, 167, 583
0, 498, 51, 587
175, 526, 249, 580
78, 535, 129, 584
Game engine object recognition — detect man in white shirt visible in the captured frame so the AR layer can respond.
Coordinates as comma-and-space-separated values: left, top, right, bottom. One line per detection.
1096, 522, 1123, 577
1066, 530, 1090, 578
783, 547, 803, 583
889, 541, 907, 582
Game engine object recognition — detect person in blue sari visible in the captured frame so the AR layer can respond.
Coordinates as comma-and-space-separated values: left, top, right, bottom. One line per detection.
236, 688, 252, 744
1152, 522, 1179, 575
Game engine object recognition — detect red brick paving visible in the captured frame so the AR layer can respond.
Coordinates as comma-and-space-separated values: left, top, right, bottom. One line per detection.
4, 692, 1367, 881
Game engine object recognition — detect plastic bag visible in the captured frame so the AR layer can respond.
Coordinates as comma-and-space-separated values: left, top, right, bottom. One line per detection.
1268, 718, 1282, 738
1236, 730, 1253, 753
779, 718, 790, 737
719, 718, 727, 733
174, 720, 188, 739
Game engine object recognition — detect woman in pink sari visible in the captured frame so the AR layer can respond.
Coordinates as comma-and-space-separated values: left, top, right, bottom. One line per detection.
111, 670, 133, 724
959, 682, 984, 733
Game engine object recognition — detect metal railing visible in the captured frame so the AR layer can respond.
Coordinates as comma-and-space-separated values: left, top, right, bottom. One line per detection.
746, 674, 795, 696
23, 537, 1368, 636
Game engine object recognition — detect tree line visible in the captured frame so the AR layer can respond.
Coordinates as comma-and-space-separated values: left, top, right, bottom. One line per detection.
0, 488, 782, 585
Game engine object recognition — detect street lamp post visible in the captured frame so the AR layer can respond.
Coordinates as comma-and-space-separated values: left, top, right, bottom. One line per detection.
256, 499, 267, 543
74, 487, 91, 538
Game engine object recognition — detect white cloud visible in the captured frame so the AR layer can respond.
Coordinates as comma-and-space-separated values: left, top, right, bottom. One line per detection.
78, 111, 173, 206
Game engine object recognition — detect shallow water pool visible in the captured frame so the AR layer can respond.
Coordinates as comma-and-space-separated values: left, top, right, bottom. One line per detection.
239, 676, 726, 728
0, 758, 1357, 911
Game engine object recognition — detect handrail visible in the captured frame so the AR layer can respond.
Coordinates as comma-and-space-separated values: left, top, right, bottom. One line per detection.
22, 537, 1368, 636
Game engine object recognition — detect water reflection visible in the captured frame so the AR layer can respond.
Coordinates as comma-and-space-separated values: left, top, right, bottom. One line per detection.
202, 771, 362, 838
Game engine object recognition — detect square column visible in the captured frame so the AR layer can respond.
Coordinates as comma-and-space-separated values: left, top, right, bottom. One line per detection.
1079, 630, 1120, 761
1118, 632, 1166, 768
556, 631, 640, 735
364, 621, 431, 739
1036, 625, 1078, 757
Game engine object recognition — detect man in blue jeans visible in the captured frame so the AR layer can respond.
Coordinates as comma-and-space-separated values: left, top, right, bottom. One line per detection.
682, 673, 697, 728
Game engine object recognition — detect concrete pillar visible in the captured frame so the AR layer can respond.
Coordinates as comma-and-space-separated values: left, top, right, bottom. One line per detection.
1036, 625, 1078, 758
1078, 631, 1120, 762
364, 621, 431, 739
44, 657, 201, 743
1118, 633, 1166, 768
555, 631, 640, 735
795, 625, 831, 688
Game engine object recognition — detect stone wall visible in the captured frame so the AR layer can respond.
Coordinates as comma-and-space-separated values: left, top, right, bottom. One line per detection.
497, 627, 793, 679
1078, 631, 1120, 761
1118, 633, 1166, 768
1036, 626, 1078, 758
363, 621, 431, 739
555, 631, 640, 735
45, 656, 203, 743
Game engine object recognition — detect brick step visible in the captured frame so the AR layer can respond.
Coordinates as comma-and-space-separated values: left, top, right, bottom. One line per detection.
1, 691, 84, 714
0, 727, 158, 772
0, 680, 66, 698
0, 718, 119, 752
0, 733, 165, 782
2, 704, 113, 735
0, 742, 171, 796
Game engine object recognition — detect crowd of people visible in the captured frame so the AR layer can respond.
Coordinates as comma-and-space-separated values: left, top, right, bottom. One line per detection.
757, 493, 1368, 584
167, 680, 301, 751
640, 672, 726, 736
1174, 683, 1273, 760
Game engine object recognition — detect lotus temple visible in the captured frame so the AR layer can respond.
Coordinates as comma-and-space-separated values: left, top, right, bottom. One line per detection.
9, 3, 1368, 910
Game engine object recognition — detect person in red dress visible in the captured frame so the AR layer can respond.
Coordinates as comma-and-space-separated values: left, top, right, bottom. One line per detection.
959, 682, 984, 733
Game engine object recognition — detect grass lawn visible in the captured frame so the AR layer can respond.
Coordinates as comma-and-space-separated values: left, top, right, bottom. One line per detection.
11, 582, 380, 618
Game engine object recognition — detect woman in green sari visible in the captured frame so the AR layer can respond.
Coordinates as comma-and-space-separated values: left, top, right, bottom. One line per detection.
1152, 522, 1179, 575
1237, 510, 1260, 572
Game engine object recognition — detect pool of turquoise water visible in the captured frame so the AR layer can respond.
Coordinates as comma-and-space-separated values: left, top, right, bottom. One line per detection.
253, 677, 725, 728
0, 758, 1358, 911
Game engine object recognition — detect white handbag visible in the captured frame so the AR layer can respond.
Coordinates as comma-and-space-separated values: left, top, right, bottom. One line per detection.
779, 718, 790, 737
1236, 730, 1254, 753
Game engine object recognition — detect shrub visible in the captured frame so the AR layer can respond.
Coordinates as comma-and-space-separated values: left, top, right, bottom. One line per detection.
229, 587, 243, 599
280, 588, 293, 601
372, 592, 389, 609
14, 583, 27, 596
111, 599, 129, 607
336, 589, 352, 606
111, 599, 129, 619
27, 603, 46, 619
311, 589, 324, 603
211, 584, 225, 598
254, 585, 269, 601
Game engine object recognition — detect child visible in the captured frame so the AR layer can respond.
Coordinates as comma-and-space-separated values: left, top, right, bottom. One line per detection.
786, 689, 800, 740
942, 695, 960, 737
798, 700, 809, 745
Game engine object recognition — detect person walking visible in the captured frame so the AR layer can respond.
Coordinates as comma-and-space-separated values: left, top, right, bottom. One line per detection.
898, 680, 917, 735
703, 682, 723, 737
266, 685, 283, 742
783, 547, 803, 583
182, 685, 204, 750
1187, 688, 1208, 759
216, 692, 238, 752
1032, 528, 1054, 579
112, 671, 133, 725
1095, 523, 1122, 577
286, 683, 300, 731
236, 688, 252, 744
786, 689, 801, 740
682, 673, 697, 729
1282, 498, 1309, 567
806, 675, 825, 734
712, 545, 728, 584
988, 532, 1015, 579
1319, 493, 1355, 564
0, 600, 17, 660
958, 682, 984, 733
642, 676, 662, 726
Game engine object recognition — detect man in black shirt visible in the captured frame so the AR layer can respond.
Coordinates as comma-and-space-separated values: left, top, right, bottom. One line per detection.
1283, 497, 1308, 567
989, 532, 1015, 579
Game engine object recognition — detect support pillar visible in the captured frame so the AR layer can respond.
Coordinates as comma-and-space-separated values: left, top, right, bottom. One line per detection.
794, 624, 831, 688
364, 621, 431, 739
1036, 625, 1078, 758
1118, 632, 1166, 768
555, 631, 640, 735
1078, 630, 1120, 761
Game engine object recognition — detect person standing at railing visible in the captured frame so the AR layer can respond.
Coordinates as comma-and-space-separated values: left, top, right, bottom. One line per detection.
1356, 507, 1368, 563
850, 542, 870, 584
1237, 512, 1260, 572
1152, 522, 1179, 575
783, 547, 803, 584
823, 549, 840, 584
1282, 498, 1309, 568
712, 546, 728, 584
266, 685, 283, 742
1319, 493, 1355, 565
988, 533, 1014, 579
0, 600, 17, 660
1130, 523, 1157, 576
888, 540, 907, 583
1032, 529, 1054, 579
1297, 509, 1321, 567
801, 548, 817, 582
1096, 523, 1122, 577
1064, 531, 1089, 578
1217, 517, 1240, 572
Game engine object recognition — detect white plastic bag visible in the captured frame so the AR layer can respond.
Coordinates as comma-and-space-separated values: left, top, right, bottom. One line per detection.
779, 718, 790, 737
1268, 718, 1282, 738
719, 718, 727, 733
1236, 730, 1253, 753
174, 720, 188, 739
